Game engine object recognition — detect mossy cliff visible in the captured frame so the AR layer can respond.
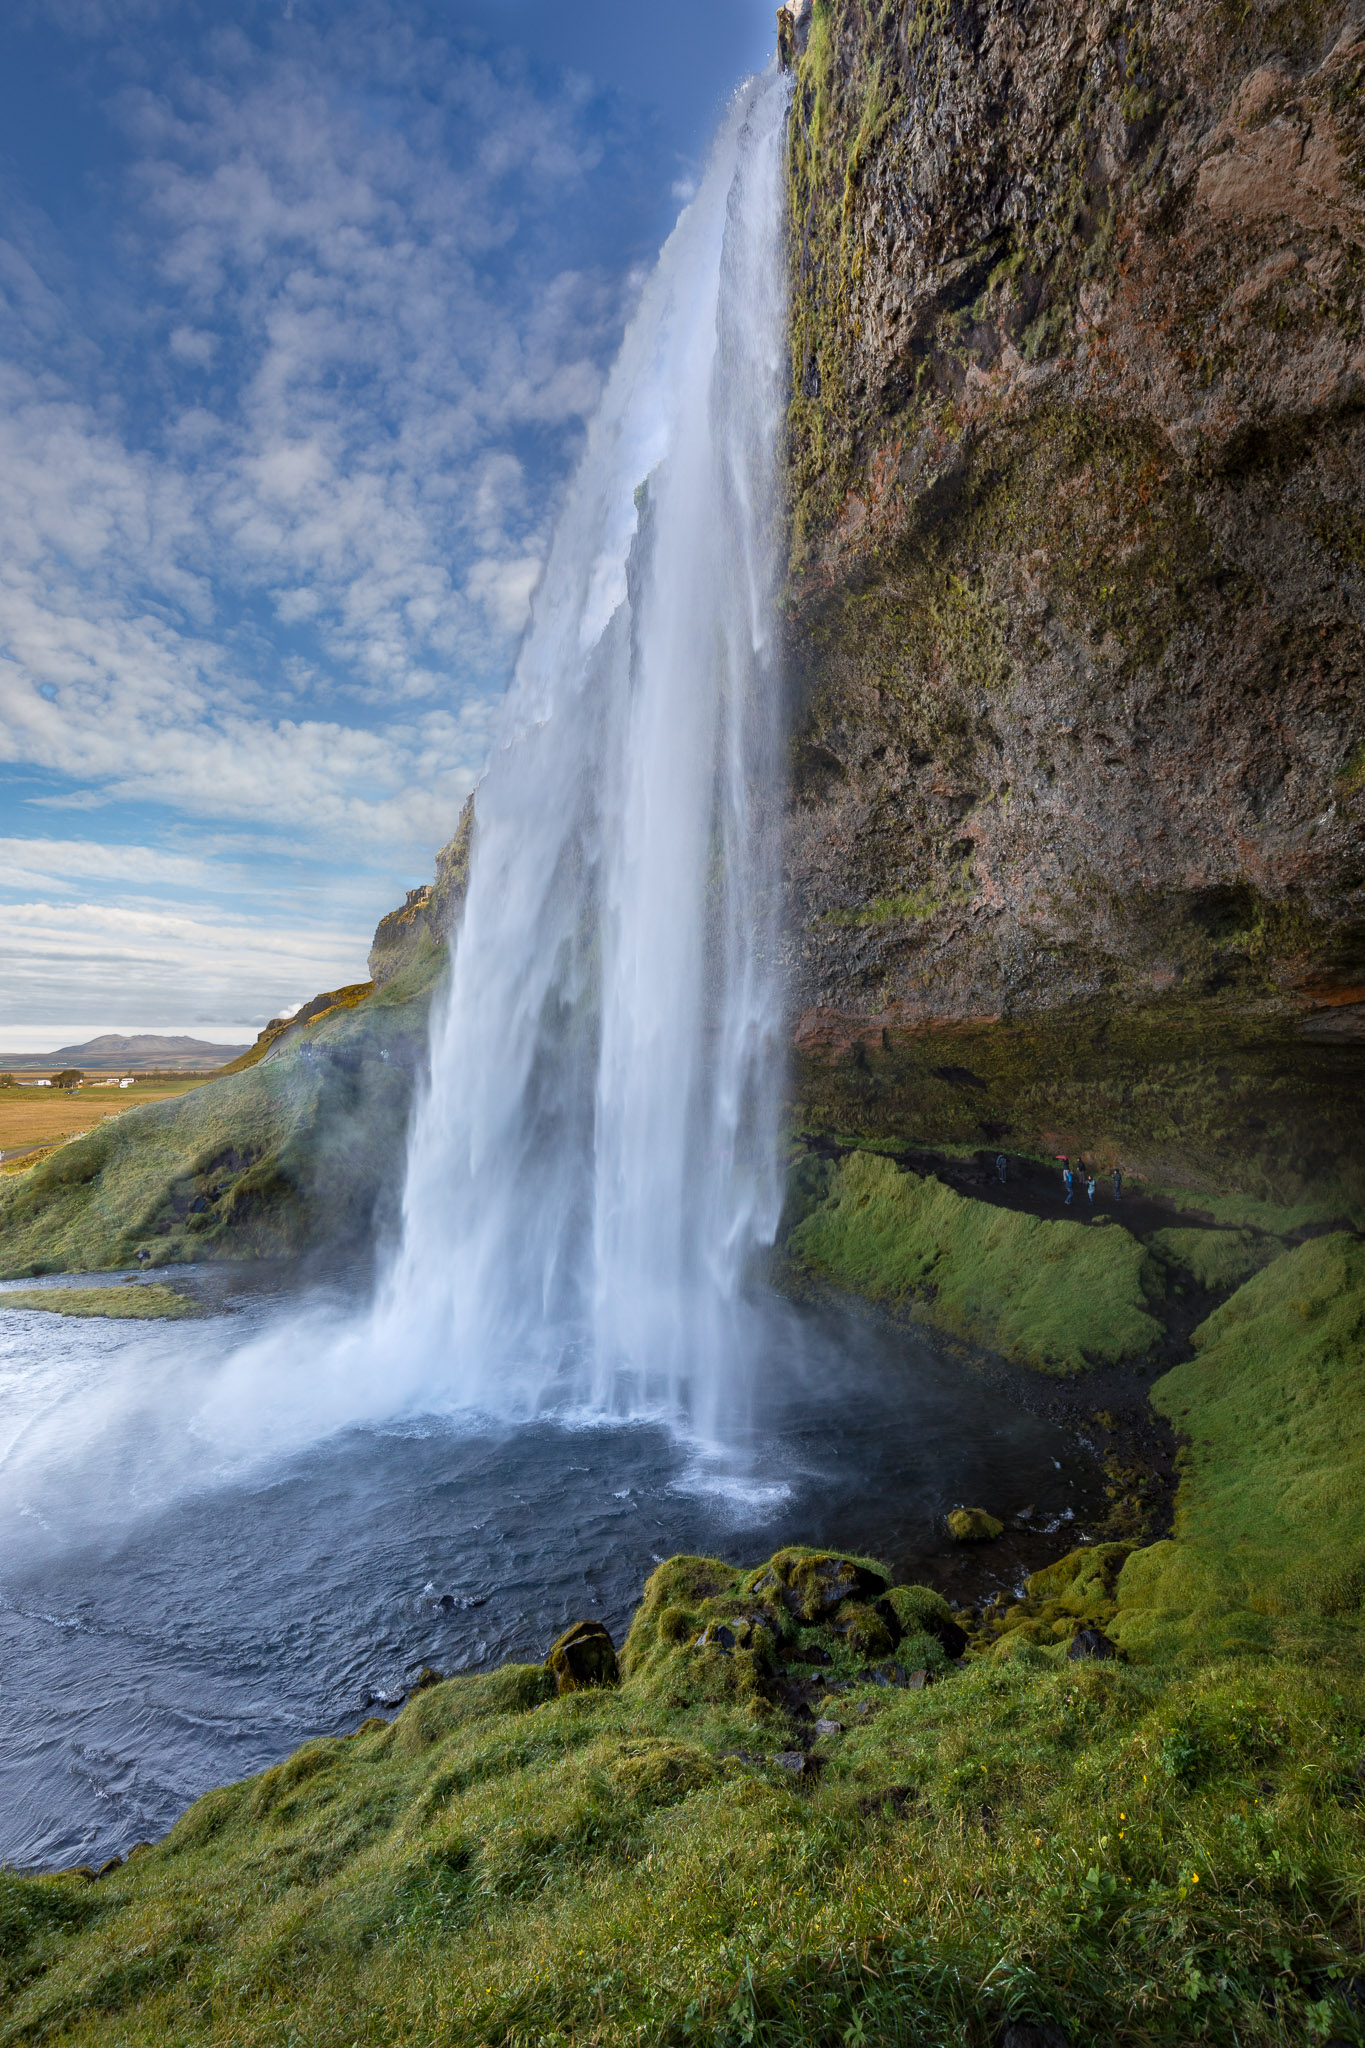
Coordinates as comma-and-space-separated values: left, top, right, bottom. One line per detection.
0, 951, 443, 1279
367, 796, 473, 990
0, 802, 476, 1276
781, 0, 1365, 1200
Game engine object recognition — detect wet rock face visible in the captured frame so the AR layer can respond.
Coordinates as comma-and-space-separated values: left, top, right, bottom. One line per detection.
781, 0, 1365, 1152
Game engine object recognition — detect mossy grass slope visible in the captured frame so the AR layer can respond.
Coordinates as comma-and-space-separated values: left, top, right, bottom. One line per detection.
4, 1547, 1364, 2046
0, 1285, 198, 1321
786, 1148, 1163, 1372
0, 953, 444, 1279
1116, 1233, 1365, 1663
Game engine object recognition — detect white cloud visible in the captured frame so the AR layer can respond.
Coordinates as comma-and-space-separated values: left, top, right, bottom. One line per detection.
0, 9, 663, 1023
168, 324, 216, 365
0, 837, 212, 893
0, 24, 629, 858
0, 897, 367, 1027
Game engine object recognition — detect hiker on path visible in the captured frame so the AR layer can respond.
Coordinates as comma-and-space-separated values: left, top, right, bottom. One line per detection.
1112, 1166, 1122, 1201
996, 1153, 1007, 1185
1087, 1175, 1097, 1204
1063, 1166, 1074, 1204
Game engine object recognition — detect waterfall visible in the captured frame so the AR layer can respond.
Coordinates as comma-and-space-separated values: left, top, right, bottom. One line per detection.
371, 69, 791, 1442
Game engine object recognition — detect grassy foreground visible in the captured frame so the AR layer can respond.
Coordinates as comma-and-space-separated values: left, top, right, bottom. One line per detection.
3, 1237, 1364, 2046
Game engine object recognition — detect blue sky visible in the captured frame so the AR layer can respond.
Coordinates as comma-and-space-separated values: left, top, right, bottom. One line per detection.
0, 0, 773, 1049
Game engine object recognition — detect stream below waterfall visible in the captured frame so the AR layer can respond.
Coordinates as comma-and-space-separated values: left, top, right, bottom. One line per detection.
0, 66, 1107, 1879
0, 1268, 1100, 1870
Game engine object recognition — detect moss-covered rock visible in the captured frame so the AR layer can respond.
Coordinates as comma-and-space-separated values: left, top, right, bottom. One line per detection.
745, 1544, 890, 1622
947, 1507, 1004, 1543
544, 1621, 620, 1696
985, 1543, 1135, 1654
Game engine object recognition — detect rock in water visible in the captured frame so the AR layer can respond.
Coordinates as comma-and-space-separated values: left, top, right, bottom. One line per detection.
545, 1619, 620, 1694
947, 1507, 1005, 1542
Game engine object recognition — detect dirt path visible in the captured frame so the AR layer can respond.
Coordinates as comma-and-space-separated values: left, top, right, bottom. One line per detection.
799, 1133, 1328, 1241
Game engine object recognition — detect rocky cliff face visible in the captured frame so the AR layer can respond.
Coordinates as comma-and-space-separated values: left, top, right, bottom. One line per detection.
781, 0, 1365, 1198
368, 795, 474, 988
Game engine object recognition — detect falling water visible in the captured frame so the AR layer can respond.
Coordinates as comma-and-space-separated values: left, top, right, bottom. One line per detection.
373, 71, 791, 1441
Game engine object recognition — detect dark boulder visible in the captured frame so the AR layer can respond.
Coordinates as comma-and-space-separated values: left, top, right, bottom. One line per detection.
1068, 1628, 1119, 1661
774, 1750, 821, 1779
545, 1618, 619, 1694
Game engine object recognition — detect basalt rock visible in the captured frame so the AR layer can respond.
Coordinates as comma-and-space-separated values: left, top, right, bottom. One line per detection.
1068, 1626, 1121, 1660
782, 0, 1365, 1205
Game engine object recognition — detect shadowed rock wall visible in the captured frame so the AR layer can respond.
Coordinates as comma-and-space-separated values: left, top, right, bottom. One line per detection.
782, 0, 1365, 1196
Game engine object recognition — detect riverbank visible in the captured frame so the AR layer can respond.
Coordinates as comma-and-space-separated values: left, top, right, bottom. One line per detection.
5, 1556, 1362, 2046
3, 1209, 1362, 2043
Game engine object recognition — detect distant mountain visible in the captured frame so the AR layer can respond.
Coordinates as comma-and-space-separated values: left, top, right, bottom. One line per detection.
3, 1034, 251, 1074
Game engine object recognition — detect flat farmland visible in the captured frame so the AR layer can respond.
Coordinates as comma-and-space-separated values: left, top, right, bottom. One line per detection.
0, 1079, 216, 1162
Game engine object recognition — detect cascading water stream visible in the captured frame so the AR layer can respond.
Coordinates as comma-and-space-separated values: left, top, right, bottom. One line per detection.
0, 64, 1110, 1872
372, 69, 792, 1444
0, 67, 797, 1530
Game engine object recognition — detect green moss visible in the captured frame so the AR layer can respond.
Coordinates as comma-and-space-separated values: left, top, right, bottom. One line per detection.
982, 1543, 1135, 1654
947, 1507, 1005, 1542
883, 1583, 956, 1639
0, 1284, 199, 1320
786, 1149, 1163, 1373
819, 887, 939, 926
1152, 1184, 1365, 1234
6, 1547, 1365, 2046
1147, 1227, 1278, 1293
795, 1001, 1365, 1219
1114, 1234, 1365, 1661
0, 955, 442, 1278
